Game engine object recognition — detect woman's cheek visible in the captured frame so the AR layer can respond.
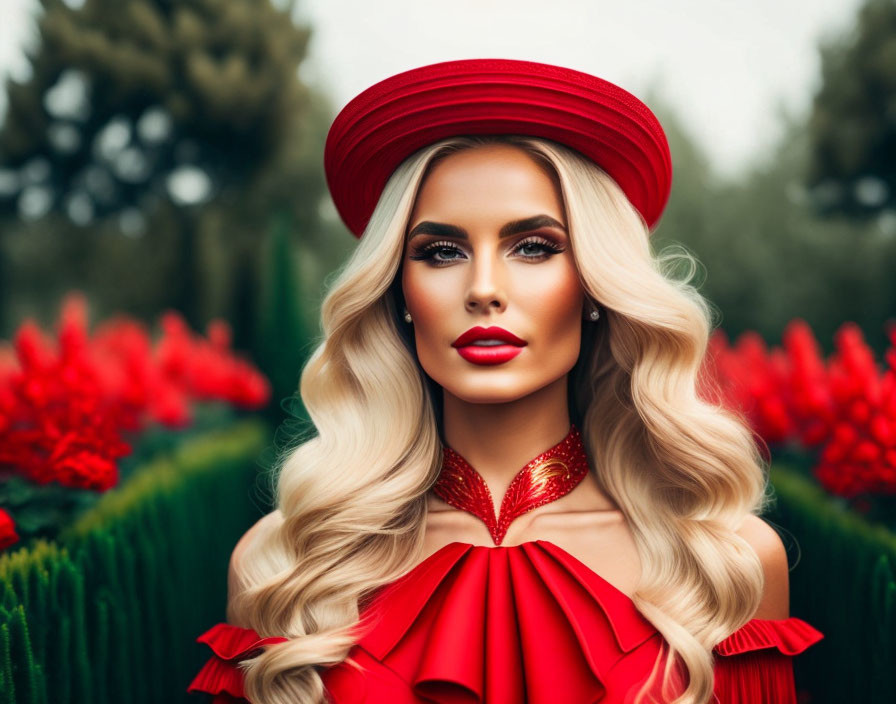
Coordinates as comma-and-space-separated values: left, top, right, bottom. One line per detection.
403, 273, 451, 371
526, 287, 584, 367
407, 277, 450, 332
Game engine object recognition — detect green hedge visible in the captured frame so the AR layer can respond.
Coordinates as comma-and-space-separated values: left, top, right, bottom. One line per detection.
0, 419, 273, 704
766, 465, 896, 704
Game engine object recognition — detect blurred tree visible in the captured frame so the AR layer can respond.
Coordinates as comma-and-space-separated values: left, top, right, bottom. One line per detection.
647, 91, 896, 355
255, 209, 310, 426
806, 0, 896, 220
0, 0, 328, 354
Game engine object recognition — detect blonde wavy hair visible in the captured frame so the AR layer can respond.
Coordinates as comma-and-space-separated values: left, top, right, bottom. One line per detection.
228, 134, 771, 703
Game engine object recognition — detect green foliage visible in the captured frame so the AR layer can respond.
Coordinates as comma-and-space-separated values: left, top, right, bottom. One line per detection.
0, 401, 243, 549
0, 0, 314, 215
0, 0, 331, 355
646, 92, 896, 354
767, 464, 896, 703
254, 208, 314, 426
0, 419, 272, 704
806, 0, 896, 217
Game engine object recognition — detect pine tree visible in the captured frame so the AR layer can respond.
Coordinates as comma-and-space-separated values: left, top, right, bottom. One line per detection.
806, 0, 896, 218
0, 0, 327, 347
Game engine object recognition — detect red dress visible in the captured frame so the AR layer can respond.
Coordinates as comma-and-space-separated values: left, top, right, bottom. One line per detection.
187, 539, 823, 703
189, 427, 824, 702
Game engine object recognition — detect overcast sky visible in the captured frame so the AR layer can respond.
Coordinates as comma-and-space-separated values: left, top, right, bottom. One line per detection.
1, 0, 866, 179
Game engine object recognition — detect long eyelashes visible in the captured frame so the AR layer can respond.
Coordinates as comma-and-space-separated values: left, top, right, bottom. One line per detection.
408, 236, 565, 266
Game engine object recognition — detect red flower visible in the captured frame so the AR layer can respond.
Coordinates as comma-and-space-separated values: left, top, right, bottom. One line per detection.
54, 449, 119, 492
0, 508, 18, 550
0, 291, 271, 501
704, 318, 896, 499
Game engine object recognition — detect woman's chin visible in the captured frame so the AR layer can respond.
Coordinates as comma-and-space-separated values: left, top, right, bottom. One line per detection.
438, 375, 542, 406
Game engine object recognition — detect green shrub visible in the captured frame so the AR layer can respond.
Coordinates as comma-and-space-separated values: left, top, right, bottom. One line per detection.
0, 419, 272, 704
767, 465, 896, 703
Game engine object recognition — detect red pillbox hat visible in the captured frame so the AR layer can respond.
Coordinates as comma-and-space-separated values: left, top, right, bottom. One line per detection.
324, 58, 672, 238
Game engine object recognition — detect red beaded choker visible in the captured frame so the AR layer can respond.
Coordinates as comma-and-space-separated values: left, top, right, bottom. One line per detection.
432, 425, 590, 545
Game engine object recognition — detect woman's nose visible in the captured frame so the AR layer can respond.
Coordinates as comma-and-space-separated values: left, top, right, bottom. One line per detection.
464, 251, 507, 313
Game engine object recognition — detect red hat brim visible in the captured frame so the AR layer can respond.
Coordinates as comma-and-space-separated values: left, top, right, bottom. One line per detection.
324, 58, 672, 238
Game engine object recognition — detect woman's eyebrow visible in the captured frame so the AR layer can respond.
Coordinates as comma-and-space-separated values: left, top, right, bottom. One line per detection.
406, 214, 567, 242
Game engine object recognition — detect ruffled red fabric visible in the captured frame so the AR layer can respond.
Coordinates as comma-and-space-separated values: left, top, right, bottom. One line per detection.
188, 541, 824, 704
187, 622, 288, 702
713, 617, 824, 657
712, 617, 825, 704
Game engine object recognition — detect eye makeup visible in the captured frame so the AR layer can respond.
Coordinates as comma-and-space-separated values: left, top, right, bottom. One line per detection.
408, 234, 565, 266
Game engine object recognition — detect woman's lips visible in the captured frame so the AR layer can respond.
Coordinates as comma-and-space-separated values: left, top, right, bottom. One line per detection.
452, 325, 525, 347
451, 326, 526, 365
455, 344, 524, 365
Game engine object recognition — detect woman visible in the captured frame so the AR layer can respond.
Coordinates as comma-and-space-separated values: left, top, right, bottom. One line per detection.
188, 59, 823, 704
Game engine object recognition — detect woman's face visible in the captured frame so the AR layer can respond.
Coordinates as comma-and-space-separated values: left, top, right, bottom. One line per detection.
401, 143, 587, 405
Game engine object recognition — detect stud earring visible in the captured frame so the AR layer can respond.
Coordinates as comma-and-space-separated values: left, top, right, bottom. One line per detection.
403, 309, 413, 323
584, 298, 601, 322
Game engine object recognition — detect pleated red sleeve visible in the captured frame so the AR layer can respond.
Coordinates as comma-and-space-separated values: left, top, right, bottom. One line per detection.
711, 617, 824, 704
187, 623, 377, 704
187, 622, 288, 704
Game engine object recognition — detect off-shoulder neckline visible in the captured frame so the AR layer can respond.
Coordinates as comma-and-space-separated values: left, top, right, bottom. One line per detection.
434, 539, 637, 604
433, 539, 799, 625
193, 538, 823, 669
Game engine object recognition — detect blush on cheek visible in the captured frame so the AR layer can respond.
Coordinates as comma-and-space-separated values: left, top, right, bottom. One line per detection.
538, 291, 585, 365
408, 315, 450, 383
554, 323, 584, 372
402, 266, 453, 320
415, 329, 438, 366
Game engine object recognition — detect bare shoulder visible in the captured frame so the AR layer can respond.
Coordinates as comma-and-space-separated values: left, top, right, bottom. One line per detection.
736, 514, 790, 620
227, 509, 284, 624
231, 509, 284, 567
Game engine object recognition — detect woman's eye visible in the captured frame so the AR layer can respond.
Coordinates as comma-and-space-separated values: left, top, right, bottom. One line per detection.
408, 241, 465, 264
408, 235, 565, 266
514, 237, 564, 259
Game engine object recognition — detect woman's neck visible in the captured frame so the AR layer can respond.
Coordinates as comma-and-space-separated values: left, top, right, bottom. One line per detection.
440, 375, 572, 498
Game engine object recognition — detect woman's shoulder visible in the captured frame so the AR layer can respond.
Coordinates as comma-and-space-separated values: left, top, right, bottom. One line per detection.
231, 510, 284, 570
735, 514, 790, 620
227, 510, 285, 623
233, 510, 284, 557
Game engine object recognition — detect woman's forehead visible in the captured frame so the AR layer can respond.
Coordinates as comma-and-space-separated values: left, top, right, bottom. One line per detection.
410, 144, 566, 226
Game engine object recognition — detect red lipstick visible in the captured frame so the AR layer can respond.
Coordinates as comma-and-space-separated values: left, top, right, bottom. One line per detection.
451, 326, 527, 366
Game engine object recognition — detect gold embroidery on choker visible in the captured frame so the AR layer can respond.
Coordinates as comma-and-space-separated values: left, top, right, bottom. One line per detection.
432, 425, 590, 545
